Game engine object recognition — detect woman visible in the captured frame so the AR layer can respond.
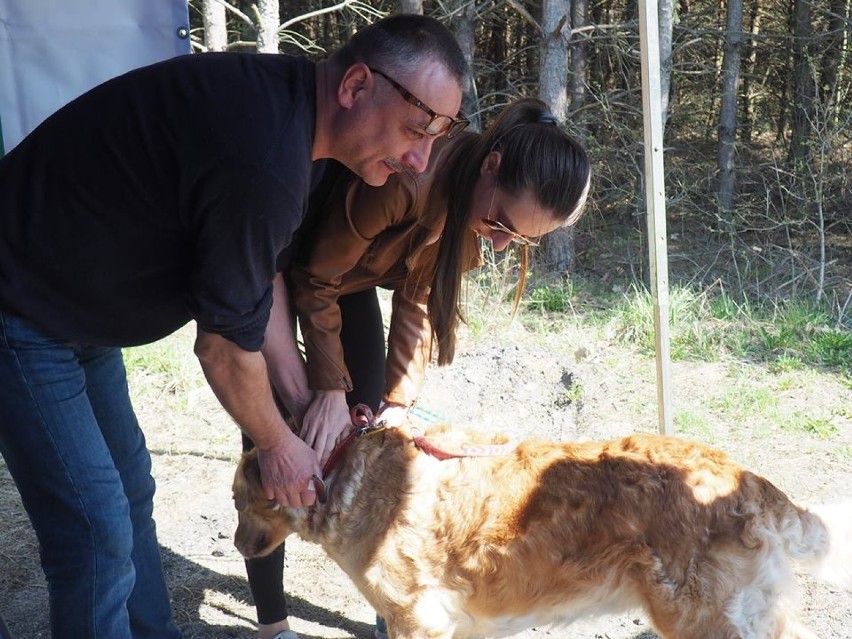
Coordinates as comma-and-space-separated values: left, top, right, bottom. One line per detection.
246, 97, 591, 639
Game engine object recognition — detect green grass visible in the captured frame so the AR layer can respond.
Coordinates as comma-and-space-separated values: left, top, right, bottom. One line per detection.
122, 325, 205, 408
526, 280, 576, 313
592, 283, 851, 372
674, 410, 714, 441
711, 380, 779, 422
780, 412, 840, 439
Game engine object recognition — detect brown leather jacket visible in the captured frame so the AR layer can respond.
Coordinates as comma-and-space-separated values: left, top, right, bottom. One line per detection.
291, 135, 480, 407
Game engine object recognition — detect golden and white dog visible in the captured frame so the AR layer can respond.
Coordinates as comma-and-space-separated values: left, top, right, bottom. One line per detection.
233, 421, 852, 639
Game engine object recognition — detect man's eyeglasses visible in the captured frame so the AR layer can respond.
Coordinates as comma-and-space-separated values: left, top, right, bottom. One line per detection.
482, 184, 540, 247
369, 67, 469, 139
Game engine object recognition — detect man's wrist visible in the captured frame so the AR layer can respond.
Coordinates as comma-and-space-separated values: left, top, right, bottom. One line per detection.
316, 388, 347, 402
250, 419, 297, 451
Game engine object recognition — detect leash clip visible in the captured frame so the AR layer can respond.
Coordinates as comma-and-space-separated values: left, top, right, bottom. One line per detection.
311, 474, 327, 504
350, 403, 385, 437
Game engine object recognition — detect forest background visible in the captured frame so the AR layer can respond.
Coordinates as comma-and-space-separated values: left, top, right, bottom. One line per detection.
189, 0, 852, 327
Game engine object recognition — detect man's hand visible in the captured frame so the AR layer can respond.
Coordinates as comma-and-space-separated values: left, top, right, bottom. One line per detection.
256, 436, 321, 508
301, 389, 353, 465
194, 328, 321, 505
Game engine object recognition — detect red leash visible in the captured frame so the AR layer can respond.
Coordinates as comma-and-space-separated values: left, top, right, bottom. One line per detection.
411, 429, 515, 460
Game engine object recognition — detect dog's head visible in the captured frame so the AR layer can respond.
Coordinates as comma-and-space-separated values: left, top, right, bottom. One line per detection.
232, 449, 298, 558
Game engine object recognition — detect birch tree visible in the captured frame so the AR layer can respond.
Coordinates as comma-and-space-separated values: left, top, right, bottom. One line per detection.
202, 0, 228, 51
256, 0, 280, 53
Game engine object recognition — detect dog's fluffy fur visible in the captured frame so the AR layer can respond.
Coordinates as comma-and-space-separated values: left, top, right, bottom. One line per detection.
233, 422, 852, 639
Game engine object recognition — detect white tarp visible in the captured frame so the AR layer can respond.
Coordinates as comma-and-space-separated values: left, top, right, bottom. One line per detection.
0, 0, 191, 152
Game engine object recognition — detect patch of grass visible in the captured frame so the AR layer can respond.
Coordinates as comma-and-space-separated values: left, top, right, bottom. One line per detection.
599, 284, 849, 375
780, 412, 840, 439
767, 354, 805, 374
736, 299, 852, 369
708, 289, 742, 321
526, 281, 575, 313
805, 329, 852, 367
556, 378, 585, 407
675, 410, 713, 441
772, 372, 805, 393
123, 325, 205, 407
605, 284, 726, 360
711, 380, 778, 422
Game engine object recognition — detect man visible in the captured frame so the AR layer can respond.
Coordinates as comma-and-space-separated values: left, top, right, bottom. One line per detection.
0, 14, 468, 639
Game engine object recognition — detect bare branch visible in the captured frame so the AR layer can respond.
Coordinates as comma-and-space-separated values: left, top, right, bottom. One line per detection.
280, 0, 385, 31
210, 0, 253, 28
505, 0, 543, 35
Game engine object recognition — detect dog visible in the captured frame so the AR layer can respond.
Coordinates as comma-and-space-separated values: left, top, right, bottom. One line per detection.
233, 417, 852, 639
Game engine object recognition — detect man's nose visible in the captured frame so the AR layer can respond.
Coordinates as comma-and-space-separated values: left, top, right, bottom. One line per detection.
402, 135, 436, 174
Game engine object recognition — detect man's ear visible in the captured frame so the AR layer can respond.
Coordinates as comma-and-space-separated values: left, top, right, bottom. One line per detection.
338, 63, 371, 109
480, 150, 502, 176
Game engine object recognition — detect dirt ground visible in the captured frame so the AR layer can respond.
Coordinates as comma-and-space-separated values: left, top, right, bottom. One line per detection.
1, 313, 851, 638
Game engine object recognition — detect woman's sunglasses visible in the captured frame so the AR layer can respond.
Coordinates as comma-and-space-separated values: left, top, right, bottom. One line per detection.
481, 217, 540, 247
482, 183, 540, 247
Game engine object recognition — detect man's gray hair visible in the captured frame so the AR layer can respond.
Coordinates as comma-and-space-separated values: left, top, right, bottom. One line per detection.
332, 14, 469, 88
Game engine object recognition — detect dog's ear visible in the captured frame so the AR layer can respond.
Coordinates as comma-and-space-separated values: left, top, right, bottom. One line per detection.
233, 450, 262, 512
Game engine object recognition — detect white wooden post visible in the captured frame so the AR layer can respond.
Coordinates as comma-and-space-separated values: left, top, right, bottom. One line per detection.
638, 0, 674, 435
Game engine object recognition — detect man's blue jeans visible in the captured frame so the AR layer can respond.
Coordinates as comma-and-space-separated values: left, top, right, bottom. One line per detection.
0, 311, 181, 639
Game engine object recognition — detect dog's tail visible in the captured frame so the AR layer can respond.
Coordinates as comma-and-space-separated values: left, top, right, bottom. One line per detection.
805, 500, 852, 588
776, 498, 852, 590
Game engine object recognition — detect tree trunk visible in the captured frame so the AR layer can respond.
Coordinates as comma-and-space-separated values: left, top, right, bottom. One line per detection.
256, 0, 280, 53
740, 0, 762, 145
539, 0, 570, 120
535, 226, 578, 276
657, 0, 674, 130
818, 0, 848, 125
537, 0, 574, 274
717, 0, 744, 217
202, 0, 228, 52
569, 0, 589, 138
396, 0, 424, 14
454, 0, 481, 131
789, 0, 814, 163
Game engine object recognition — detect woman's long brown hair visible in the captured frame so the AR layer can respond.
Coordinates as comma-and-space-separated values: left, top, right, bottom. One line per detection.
427, 98, 591, 366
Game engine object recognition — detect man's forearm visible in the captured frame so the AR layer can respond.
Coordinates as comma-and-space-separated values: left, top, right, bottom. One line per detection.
195, 328, 294, 449
263, 273, 314, 423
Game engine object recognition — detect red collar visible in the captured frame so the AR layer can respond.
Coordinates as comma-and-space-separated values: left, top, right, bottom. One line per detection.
314, 404, 383, 503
